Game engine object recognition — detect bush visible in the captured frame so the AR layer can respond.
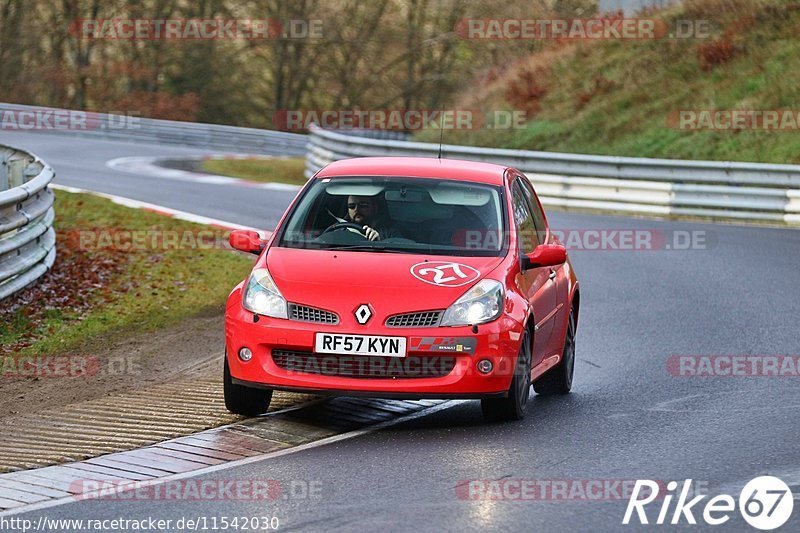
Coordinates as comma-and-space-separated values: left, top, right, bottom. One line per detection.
505, 67, 550, 116
697, 38, 735, 70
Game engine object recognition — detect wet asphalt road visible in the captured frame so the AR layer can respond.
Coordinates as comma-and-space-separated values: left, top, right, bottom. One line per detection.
3, 131, 799, 532
0, 130, 297, 229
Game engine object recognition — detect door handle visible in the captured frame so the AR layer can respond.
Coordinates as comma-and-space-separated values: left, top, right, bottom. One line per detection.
549, 269, 557, 280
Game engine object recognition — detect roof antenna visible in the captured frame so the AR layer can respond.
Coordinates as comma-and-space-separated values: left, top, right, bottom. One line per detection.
437, 103, 445, 160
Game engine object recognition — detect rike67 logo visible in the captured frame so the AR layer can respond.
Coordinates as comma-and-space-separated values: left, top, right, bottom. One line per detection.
623, 476, 794, 530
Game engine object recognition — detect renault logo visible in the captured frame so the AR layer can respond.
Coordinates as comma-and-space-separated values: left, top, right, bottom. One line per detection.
354, 304, 372, 325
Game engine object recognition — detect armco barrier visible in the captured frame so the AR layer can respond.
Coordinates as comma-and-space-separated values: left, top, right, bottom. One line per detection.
0, 146, 56, 301
0, 102, 307, 156
305, 125, 800, 225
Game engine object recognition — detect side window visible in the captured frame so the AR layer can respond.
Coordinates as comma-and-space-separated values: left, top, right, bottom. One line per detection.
511, 182, 538, 253
517, 176, 547, 243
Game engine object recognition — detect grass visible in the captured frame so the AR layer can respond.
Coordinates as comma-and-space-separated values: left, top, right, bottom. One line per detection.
202, 157, 307, 185
1, 190, 254, 357
414, 0, 800, 164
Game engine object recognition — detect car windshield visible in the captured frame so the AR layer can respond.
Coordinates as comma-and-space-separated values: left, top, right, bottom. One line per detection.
278, 176, 506, 256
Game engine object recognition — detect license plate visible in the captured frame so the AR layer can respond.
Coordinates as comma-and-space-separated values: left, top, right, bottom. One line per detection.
315, 333, 407, 357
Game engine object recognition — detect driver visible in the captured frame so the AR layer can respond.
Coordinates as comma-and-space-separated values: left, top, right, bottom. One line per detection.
346, 195, 401, 241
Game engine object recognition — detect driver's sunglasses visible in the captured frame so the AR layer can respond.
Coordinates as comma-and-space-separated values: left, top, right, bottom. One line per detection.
347, 201, 373, 210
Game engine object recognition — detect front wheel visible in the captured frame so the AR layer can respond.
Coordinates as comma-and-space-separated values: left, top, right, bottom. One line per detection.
481, 330, 532, 421
224, 355, 272, 416
533, 306, 576, 396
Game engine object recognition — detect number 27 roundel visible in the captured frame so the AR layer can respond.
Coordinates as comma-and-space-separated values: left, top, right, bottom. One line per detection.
410, 261, 481, 287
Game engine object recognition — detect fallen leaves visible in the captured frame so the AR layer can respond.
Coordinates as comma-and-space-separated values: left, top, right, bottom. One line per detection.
1, 229, 127, 357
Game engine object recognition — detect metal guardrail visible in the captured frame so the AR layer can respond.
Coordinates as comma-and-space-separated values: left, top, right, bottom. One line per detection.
0, 103, 307, 156
0, 146, 56, 301
306, 126, 800, 225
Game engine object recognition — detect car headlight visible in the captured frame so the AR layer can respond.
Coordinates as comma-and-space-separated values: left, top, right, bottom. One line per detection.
242, 268, 288, 319
440, 279, 504, 326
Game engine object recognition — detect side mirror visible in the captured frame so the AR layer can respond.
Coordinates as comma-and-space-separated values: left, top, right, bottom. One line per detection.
229, 230, 266, 255
521, 244, 566, 270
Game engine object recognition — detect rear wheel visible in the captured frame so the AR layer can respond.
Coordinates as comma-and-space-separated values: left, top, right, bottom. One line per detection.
533, 306, 576, 396
481, 330, 532, 421
224, 355, 272, 416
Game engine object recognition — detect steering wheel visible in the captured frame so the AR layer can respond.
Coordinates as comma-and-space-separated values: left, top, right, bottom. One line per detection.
320, 221, 368, 238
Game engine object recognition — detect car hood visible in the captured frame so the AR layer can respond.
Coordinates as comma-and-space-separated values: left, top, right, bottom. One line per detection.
265, 247, 506, 324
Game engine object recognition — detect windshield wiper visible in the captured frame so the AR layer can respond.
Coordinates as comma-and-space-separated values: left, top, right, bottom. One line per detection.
322, 244, 407, 253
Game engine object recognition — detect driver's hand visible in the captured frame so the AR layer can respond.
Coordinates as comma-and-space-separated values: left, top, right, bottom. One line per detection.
363, 226, 380, 241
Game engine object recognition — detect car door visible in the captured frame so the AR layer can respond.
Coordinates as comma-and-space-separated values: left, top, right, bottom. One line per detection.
511, 179, 558, 368
518, 175, 568, 360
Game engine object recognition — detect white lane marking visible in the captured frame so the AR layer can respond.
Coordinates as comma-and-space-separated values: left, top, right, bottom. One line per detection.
648, 390, 800, 413
714, 467, 800, 501
106, 155, 302, 191
50, 184, 269, 237
648, 393, 707, 412
0, 400, 462, 517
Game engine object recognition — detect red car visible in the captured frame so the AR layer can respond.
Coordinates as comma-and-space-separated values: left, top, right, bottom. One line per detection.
225, 157, 579, 421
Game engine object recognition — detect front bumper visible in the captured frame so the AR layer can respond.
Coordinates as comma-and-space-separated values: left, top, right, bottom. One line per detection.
225, 303, 525, 398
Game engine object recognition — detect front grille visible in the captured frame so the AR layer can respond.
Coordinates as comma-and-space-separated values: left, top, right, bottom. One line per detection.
385, 310, 443, 328
288, 303, 339, 325
272, 350, 456, 379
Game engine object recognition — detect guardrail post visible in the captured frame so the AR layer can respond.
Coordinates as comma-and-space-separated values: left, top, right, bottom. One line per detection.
7, 155, 27, 188
0, 152, 8, 191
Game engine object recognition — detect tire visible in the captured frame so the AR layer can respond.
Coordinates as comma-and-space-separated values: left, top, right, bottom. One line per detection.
481, 330, 532, 421
224, 355, 272, 416
533, 305, 576, 396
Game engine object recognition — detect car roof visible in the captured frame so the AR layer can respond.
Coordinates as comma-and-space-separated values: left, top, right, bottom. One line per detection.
314, 157, 510, 186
